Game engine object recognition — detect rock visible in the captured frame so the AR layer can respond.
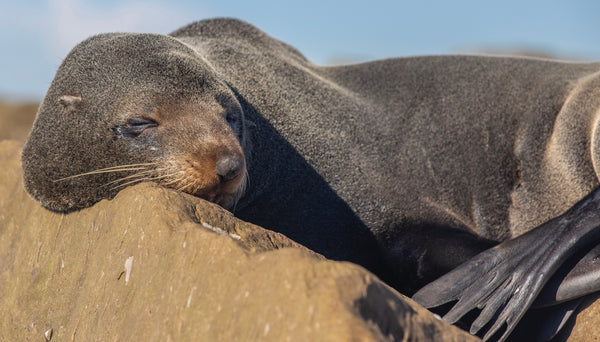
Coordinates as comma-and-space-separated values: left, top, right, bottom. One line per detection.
0, 140, 478, 341
564, 294, 600, 341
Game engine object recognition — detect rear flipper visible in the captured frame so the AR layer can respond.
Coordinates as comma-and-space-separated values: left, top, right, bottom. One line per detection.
535, 243, 600, 307
412, 187, 600, 342
510, 298, 582, 341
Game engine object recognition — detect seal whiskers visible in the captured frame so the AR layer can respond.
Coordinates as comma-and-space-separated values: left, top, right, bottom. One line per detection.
229, 169, 248, 212
53, 162, 160, 182
109, 177, 158, 190
105, 169, 159, 186
107, 167, 192, 191
106, 170, 170, 190
104, 167, 176, 186
174, 175, 196, 192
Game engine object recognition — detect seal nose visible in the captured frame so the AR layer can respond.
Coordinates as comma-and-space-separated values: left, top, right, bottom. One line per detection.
215, 155, 244, 181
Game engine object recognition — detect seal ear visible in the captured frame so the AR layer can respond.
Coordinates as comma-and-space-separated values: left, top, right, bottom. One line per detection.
58, 95, 82, 109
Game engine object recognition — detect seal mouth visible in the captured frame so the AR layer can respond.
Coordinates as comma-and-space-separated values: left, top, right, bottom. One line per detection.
157, 155, 247, 210
205, 170, 248, 209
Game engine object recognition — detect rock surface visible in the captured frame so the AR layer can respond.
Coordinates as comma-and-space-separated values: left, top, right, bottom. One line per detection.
564, 294, 600, 341
0, 140, 478, 341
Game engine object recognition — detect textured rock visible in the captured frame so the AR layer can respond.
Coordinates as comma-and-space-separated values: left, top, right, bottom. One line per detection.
564, 294, 600, 341
0, 140, 478, 341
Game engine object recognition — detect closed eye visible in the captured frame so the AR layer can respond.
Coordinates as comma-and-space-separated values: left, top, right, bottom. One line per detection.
113, 117, 158, 139
128, 118, 158, 129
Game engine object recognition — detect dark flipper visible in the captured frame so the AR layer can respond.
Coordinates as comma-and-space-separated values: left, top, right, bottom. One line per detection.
507, 298, 581, 341
412, 187, 600, 341
535, 299, 581, 341
535, 243, 600, 307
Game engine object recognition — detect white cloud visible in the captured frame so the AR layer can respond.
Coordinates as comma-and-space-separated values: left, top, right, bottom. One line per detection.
46, 0, 204, 59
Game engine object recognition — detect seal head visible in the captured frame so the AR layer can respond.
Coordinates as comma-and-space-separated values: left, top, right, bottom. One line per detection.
22, 33, 248, 212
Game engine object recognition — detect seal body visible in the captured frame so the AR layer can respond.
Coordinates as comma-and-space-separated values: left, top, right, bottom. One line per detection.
22, 18, 600, 340
170, 20, 600, 286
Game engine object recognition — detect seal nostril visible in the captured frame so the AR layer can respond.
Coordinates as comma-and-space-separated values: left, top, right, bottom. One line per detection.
215, 156, 243, 181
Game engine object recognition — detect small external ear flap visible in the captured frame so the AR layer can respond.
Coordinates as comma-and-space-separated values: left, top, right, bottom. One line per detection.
58, 95, 82, 108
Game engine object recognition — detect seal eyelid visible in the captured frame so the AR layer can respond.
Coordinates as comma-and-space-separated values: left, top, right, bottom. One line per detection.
127, 117, 159, 128
113, 117, 158, 139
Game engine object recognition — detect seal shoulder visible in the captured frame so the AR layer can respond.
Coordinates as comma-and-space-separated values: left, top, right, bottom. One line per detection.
171, 18, 263, 39
170, 18, 308, 62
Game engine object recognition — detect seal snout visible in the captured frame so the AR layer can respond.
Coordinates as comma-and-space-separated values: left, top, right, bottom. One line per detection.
215, 155, 244, 182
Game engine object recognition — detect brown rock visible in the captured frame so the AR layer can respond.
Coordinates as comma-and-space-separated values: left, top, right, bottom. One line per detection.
565, 294, 600, 341
0, 140, 478, 341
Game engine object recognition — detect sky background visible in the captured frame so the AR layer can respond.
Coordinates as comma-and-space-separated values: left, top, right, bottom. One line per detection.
1, 0, 599, 100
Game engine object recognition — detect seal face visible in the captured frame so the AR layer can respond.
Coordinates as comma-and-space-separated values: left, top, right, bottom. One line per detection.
22, 32, 248, 212
109, 93, 247, 209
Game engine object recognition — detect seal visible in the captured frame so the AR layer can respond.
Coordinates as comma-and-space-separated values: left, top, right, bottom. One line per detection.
21, 18, 600, 341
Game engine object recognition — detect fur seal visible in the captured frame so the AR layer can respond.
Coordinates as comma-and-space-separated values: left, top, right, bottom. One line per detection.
21, 18, 600, 341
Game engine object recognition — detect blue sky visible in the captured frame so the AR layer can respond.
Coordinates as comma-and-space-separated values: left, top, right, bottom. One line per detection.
1, 0, 599, 99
